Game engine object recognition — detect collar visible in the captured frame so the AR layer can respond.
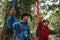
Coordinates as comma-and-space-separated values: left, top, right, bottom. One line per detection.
20, 20, 28, 24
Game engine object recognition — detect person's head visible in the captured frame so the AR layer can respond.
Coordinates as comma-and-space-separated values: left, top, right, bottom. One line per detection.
21, 13, 30, 22
42, 20, 49, 26
10, 8, 16, 15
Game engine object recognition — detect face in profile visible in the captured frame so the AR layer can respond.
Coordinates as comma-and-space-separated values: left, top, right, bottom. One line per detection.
23, 16, 29, 22
43, 21, 49, 26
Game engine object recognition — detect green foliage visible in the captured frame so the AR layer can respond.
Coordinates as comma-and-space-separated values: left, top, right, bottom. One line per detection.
16, 0, 35, 18
0, 0, 2, 2
49, 9, 60, 33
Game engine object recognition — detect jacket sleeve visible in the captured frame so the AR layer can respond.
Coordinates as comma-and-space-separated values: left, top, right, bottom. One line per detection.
38, 22, 42, 36
6, 14, 16, 29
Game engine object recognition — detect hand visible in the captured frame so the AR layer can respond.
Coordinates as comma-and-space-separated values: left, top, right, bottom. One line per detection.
10, 8, 16, 15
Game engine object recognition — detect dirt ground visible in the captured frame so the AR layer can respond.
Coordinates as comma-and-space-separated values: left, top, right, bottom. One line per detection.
49, 35, 60, 40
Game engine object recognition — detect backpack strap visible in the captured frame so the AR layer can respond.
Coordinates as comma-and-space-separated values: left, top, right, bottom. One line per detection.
19, 23, 23, 33
19, 22, 28, 33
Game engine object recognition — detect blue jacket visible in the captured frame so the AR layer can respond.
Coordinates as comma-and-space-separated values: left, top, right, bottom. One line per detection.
6, 14, 16, 29
6, 15, 32, 40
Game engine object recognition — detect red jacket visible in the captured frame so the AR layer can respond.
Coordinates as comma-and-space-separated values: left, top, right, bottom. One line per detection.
37, 22, 50, 40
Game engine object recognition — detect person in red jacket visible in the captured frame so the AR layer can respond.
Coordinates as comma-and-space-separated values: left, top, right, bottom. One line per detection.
37, 18, 50, 40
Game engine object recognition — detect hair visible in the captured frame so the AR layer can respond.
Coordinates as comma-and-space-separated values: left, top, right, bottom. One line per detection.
21, 13, 30, 19
42, 20, 49, 24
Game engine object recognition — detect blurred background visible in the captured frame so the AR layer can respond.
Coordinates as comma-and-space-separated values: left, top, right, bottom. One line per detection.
0, 0, 60, 40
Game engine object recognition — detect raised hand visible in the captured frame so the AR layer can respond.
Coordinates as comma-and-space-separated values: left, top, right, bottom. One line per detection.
10, 8, 16, 15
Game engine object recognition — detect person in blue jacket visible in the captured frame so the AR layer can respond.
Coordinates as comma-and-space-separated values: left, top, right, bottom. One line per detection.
6, 8, 16, 40
7, 8, 32, 40
7, 8, 16, 29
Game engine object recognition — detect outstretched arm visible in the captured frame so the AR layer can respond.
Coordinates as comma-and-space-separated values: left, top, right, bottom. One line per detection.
6, 8, 16, 29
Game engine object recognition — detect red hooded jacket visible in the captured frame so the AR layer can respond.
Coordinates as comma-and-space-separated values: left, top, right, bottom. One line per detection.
37, 21, 50, 40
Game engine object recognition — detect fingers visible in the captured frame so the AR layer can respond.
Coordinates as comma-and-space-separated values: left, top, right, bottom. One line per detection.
10, 8, 16, 15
